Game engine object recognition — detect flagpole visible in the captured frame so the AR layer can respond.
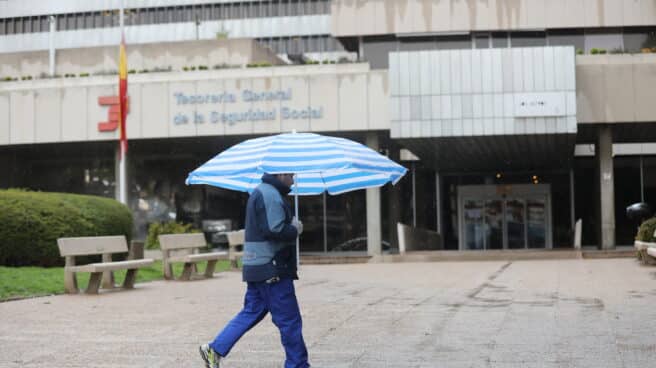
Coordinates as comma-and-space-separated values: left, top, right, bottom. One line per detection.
118, 1, 127, 205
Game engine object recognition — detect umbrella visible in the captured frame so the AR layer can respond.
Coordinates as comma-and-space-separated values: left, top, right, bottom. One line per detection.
186, 132, 408, 265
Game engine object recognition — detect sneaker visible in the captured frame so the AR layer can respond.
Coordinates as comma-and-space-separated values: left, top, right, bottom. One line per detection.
199, 343, 221, 368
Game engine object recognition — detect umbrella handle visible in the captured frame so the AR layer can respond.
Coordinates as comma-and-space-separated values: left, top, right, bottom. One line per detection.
294, 174, 299, 269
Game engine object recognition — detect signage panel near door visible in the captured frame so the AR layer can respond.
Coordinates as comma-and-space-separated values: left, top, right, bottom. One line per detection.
514, 92, 566, 117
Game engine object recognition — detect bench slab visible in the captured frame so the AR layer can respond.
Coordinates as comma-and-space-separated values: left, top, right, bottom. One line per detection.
167, 251, 228, 263
67, 259, 154, 273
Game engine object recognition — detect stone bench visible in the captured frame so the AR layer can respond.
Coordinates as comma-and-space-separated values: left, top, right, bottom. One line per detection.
159, 233, 228, 280
57, 235, 155, 294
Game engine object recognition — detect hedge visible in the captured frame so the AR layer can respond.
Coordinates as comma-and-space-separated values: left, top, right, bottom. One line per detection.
146, 221, 201, 249
635, 217, 656, 242
0, 189, 133, 267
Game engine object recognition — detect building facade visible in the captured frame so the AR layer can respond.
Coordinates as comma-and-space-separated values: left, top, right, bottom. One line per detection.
2, 0, 656, 253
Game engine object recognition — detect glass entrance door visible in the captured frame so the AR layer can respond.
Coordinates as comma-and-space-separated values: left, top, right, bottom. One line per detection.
485, 200, 503, 249
460, 185, 551, 250
505, 199, 526, 249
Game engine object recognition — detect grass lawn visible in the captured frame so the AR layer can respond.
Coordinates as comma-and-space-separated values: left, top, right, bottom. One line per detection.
0, 260, 235, 301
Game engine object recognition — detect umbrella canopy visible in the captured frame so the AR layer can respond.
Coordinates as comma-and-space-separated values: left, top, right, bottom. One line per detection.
186, 132, 407, 195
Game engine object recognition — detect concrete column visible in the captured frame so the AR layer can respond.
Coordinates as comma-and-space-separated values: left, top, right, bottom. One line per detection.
596, 126, 615, 249
387, 144, 401, 249
366, 132, 382, 256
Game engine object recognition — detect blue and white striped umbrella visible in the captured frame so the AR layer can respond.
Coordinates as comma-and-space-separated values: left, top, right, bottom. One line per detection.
186, 132, 407, 195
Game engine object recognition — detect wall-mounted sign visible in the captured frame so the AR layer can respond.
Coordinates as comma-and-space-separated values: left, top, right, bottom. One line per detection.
97, 95, 129, 132
172, 88, 323, 126
514, 92, 566, 117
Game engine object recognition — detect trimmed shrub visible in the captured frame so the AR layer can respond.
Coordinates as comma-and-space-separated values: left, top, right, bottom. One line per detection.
146, 221, 201, 250
0, 189, 133, 267
636, 217, 656, 242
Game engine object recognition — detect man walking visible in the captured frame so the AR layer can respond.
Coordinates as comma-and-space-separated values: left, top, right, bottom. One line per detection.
199, 172, 310, 368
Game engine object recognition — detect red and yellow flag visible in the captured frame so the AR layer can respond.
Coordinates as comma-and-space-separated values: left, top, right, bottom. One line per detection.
118, 35, 128, 157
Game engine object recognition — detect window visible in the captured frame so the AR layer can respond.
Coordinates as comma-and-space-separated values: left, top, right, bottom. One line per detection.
623, 27, 656, 53
491, 32, 508, 48
474, 33, 490, 48
584, 28, 623, 53
41, 16, 50, 32
547, 29, 584, 51
24, 17, 32, 33
510, 31, 547, 47
436, 35, 470, 50
75, 13, 84, 29
15, 17, 23, 33
93, 12, 102, 28
229, 3, 240, 19
85, 12, 95, 29
56, 15, 65, 30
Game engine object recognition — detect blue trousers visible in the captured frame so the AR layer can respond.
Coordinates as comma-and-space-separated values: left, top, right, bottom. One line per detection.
210, 278, 309, 368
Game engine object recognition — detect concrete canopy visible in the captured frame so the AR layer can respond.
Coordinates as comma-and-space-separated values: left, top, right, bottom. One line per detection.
395, 133, 577, 172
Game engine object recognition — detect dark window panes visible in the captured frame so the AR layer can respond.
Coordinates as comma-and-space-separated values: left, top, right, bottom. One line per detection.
492, 32, 508, 48
474, 34, 490, 48
158, 7, 168, 23
56, 16, 65, 30
85, 12, 94, 28
200, 4, 212, 21
547, 30, 584, 51
24, 17, 32, 33
623, 28, 656, 53
15, 17, 23, 33
132, 9, 141, 25
8, 18, 14, 34
229, 3, 239, 18
584, 28, 623, 53
222, 3, 230, 18
289, 0, 298, 16
76, 13, 84, 29
0, 20, 5, 35
32, 16, 40, 32
174, 6, 184, 22
41, 16, 50, 32
297, 195, 326, 252
614, 156, 642, 245
399, 36, 437, 51
643, 156, 656, 211
436, 35, 471, 49
326, 191, 367, 252
511, 31, 546, 47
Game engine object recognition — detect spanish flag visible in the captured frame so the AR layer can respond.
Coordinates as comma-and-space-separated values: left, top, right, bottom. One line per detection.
118, 35, 128, 157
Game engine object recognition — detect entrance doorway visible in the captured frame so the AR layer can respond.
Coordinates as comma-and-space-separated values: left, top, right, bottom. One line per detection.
458, 184, 552, 250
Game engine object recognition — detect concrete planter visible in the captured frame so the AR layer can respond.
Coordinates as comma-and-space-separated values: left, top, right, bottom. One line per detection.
634, 240, 656, 265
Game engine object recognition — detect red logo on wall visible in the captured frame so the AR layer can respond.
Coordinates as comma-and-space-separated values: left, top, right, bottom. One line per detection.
98, 95, 130, 132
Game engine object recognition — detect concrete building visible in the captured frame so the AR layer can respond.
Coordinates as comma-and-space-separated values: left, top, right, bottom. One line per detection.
2, 0, 656, 254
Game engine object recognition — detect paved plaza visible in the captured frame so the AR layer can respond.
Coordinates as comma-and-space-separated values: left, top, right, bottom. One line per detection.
1, 258, 656, 367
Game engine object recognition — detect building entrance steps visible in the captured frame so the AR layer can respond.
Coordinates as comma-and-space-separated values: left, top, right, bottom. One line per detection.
372, 247, 636, 263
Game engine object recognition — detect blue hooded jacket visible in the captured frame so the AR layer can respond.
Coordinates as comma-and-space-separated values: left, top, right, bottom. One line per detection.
241, 173, 299, 282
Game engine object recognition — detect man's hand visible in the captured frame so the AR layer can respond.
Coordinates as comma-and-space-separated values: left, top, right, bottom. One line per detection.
291, 217, 303, 235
